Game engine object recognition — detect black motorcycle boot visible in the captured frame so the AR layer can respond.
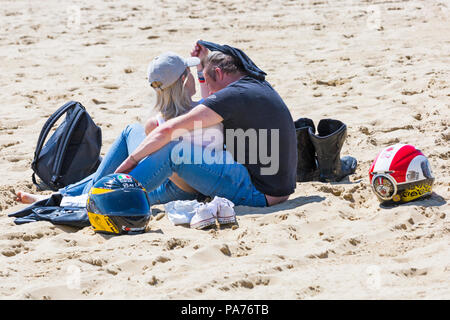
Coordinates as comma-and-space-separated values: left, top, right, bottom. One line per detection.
294, 118, 318, 182
308, 119, 357, 182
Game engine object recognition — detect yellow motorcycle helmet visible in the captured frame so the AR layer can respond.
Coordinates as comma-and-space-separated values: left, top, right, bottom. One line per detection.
86, 173, 151, 235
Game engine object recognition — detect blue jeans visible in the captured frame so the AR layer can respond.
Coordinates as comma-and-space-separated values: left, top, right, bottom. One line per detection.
60, 123, 267, 207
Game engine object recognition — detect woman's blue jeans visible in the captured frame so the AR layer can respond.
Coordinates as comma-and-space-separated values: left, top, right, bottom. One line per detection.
59, 123, 267, 207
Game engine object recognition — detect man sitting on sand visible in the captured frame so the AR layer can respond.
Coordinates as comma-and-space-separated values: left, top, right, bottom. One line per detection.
18, 41, 297, 207
115, 41, 297, 206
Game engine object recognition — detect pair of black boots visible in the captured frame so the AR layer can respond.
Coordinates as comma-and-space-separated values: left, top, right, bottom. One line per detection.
295, 118, 357, 182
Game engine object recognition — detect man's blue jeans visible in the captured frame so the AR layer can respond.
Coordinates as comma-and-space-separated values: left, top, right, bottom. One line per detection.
59, 123, 267, 207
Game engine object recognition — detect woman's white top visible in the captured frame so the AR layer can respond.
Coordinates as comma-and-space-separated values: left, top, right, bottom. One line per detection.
156, 113, 224, 150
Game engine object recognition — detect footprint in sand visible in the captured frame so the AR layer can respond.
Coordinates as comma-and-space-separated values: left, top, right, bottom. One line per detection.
79, 256, 108, 267
441, 132, 450, 142
165, 238, 189, 250
106, 264, 121, 276
1, 242, 29, 257
5, 155, 27, 163
359, 126, 371, 135
381, 125, 414, 133
401, 89, 423, 96
219, 244, 231, 256
306, 250, 329, 259
103, 84, 120, 90
296, 285, 322, 298
147, 275, 162, 286
92, 98, 106, 105
230, 279, 255, 290
392, 267, 428, 278
18, 36, 37, 45
152, 256, 171, 266
122, 104, 143, 109
1, 141, 21, 149
318, 185, 344, 197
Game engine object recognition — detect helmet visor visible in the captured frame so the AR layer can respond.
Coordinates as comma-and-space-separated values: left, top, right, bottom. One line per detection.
371, 173, 398, 201
89, 189, 150, 216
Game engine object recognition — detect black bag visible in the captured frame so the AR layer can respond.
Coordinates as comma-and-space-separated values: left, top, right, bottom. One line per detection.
8, 193, 90, 228
31, 101, 102, 191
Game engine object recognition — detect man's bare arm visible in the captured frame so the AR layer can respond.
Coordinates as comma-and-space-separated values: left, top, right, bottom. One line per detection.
114, 104, 222, 173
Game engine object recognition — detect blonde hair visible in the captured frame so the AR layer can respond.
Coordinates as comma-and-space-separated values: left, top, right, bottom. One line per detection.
151, 69, 192, 121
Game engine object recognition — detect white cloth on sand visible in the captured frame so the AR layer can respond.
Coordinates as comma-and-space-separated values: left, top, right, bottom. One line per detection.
164, 196, 235, 226
164, 199, 204, 225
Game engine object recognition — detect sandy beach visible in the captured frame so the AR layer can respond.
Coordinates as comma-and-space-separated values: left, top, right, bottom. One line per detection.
0, 0, 449, 299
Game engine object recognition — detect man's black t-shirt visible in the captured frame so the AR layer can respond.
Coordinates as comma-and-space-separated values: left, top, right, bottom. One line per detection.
202, 76, 297, 196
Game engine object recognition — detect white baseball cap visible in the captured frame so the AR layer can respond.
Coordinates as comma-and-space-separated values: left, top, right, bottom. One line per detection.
147, 52, 200, 89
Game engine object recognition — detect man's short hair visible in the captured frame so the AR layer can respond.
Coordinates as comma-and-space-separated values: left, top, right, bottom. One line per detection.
204, 51, 245, 80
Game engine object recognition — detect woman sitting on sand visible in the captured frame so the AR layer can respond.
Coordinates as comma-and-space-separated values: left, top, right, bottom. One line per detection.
16, 50, 222, 205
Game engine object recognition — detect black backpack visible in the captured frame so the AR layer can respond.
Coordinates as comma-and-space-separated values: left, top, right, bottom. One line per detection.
31, 101, 102, 191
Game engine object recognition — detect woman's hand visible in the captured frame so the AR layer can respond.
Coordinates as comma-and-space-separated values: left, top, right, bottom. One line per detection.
191, 42, 208, 69
145, 117, 158, 135
114, 155, 138, 174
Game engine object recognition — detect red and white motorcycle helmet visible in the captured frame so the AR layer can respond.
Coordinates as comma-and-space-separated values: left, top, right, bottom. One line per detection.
369, 144, 434, 203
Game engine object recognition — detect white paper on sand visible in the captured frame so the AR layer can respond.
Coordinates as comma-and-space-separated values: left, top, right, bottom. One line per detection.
60, 194, 89, 207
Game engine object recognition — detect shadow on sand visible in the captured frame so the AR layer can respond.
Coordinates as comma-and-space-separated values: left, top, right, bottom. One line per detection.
379, 192, 447, 210
235, 195, 326, 216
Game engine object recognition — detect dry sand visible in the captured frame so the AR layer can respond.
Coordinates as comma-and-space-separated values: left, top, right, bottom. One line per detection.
0, 0, 449, 299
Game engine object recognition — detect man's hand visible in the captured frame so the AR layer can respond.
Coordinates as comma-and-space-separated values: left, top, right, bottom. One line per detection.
191, 41, 209, 69
114, 156, 138, 174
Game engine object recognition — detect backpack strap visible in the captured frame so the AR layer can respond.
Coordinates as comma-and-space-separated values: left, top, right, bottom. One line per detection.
50, 106, 85, 188
31, 172, 39, 187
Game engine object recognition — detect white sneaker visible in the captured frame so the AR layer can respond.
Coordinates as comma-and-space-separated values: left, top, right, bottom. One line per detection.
211, 197, 236, 225
190, 202, 217, 230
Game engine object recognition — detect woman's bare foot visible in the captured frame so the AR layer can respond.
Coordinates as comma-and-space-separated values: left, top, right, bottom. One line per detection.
15, 191, 49, 204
